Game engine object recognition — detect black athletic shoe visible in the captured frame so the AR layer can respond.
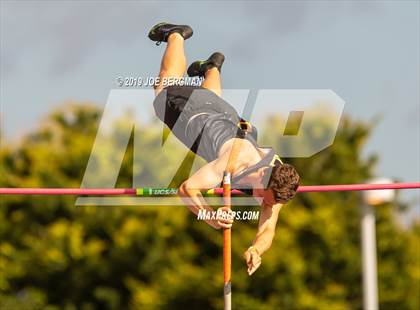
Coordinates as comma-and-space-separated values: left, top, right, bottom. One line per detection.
187, 52, 225, 77
148, 22, 193, 46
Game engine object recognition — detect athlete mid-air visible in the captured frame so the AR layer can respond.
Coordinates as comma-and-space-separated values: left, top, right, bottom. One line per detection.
148, 22, 300, 275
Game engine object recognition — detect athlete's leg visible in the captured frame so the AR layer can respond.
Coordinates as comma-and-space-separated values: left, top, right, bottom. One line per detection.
202, 67, 222, 97
155, 33, 186, 95
187, 52, 225, 97
148, 22, 193, 95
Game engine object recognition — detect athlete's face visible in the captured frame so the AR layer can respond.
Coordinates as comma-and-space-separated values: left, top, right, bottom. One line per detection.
261, 189, 277, 205
252, 187, 277, 206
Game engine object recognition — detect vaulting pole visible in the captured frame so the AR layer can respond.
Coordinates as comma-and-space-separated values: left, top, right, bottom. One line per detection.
223, 171, 232, 310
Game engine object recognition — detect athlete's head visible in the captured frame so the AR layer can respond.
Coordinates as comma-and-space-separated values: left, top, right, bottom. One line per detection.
264, 163, 300, 204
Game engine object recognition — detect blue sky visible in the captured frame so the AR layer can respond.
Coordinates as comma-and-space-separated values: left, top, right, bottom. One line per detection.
1, 1, 419, 212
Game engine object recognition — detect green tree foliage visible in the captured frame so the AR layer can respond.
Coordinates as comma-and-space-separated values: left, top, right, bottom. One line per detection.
0, 104, 418, 310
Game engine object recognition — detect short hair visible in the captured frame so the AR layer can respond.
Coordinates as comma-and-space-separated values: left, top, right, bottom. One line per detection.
266, 163, 300, 203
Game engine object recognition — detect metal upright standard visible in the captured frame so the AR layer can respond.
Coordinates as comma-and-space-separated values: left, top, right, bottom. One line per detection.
361, 202, 378, 310
223, 171, 232, 310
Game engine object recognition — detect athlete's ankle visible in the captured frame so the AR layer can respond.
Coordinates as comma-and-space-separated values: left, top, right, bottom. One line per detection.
167, 32, 184, 42
205, 67, 219, 76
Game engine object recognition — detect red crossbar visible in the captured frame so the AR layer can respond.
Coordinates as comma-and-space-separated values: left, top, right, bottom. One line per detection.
0, 182, 419, 196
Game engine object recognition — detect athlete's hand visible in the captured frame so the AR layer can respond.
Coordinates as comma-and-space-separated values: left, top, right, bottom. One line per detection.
244, 246, 261, 275
216, 206, 234, 229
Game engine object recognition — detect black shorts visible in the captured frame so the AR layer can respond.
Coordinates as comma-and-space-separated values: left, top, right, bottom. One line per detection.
153, 85, 239, 129
153, 85, 258, 161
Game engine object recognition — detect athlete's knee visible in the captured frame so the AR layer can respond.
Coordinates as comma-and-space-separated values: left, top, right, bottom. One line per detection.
159, 69, 175, 79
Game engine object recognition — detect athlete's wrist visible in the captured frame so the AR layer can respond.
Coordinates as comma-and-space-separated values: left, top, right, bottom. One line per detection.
247, 245, 260, 256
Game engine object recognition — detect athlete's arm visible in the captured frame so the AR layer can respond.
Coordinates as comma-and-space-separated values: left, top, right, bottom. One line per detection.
178, 152, 232, 230
244, 202, 282, 275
